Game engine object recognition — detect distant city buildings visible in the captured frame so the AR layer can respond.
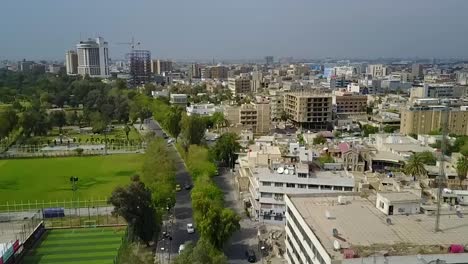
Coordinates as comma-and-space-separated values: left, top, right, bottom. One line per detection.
265, 56, 274, 65
76, 37, 109, 78
284, 92, 333, 130
367, 64, 389, 78
228, 75, 252, 96
128, 50, 151, 87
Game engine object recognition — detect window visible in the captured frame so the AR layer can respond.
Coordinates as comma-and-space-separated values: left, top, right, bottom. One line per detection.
321, 185, 332, 190
380, 201, 385, 209
286, 183, 296, 188
308, 184, 319, 189
275, 182, 284, 187
298, 184, 306, 189
298, 173, 307, 178
274, 194, 284, 200
262, 181, 272, 186
261, 192, 273, 198
398, 207, 405, 213
344, 186, 353, 191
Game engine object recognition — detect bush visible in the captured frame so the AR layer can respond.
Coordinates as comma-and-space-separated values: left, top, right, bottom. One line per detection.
75, 148, 84, 156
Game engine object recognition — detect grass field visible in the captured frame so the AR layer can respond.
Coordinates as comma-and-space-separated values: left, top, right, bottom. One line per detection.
0, 154, 142, 204
23, 227, 126, 264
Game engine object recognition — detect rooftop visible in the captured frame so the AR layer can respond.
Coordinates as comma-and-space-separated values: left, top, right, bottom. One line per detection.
378, 191, 421, 203
288, 193, 468, 260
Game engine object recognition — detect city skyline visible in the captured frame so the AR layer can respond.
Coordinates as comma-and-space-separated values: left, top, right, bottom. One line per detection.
1, 0, 468, 61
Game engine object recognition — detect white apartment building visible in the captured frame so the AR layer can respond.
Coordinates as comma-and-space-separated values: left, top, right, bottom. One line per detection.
169, 94, 188, 106
76, 37, 109, 78
239, 146, 354, 223
366, 64, 389, 78
285, 192, 468, 264
410, 83, 464, 99
186, 103, 220, 116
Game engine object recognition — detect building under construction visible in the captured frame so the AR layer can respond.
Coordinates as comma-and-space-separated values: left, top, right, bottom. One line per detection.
127, 50, 151, 88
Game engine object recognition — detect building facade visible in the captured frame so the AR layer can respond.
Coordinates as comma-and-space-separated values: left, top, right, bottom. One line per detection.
284, 92, 333, 130
203, 66, 229, 79
128, 50, 151, 87
400, 106, 468, 136
333, 92, 367, 114
76, 37, 109, 78
228, 76, 252, 96
151, 59, 173, 75
367, 64, 388, 78
65, 50, 78, 75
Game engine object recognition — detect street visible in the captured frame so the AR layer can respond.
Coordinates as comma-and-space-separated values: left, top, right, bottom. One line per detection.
143, 119, 198, 262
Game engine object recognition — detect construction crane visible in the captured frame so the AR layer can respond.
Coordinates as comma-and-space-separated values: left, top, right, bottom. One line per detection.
116, 37, 141, 51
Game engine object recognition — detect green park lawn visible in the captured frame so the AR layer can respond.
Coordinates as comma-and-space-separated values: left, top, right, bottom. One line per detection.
0, 154, 142, 204
23, 227, 126, 264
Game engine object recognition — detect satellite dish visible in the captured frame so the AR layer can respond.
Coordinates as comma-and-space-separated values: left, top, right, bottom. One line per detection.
333, 240, 341, 251
277, 167, 284, 174
386, 218, 392, 225
289, 169, 294, 175
284, 169, 289, 175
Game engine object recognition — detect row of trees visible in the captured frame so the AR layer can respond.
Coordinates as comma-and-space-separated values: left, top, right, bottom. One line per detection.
109, 138, 176, 247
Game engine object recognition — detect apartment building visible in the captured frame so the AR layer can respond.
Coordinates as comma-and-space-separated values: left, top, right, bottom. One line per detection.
203, 65, 229, 79
284, 92, 333, 130
224, 101, 271, 135
186, 103, 220, 116
76, 37, 109, 78
333, 91, 367, 114
65, 50, 78, 75
367, 64, 389, 77
285, 192, 468, 264
400, 106, 468, 136
228, 76, 252, 96
239, 149, 354, 223
270, 91, 285, 121
410, 83, 464, 99
151, 59, 173, 75
169, 94, 188, 107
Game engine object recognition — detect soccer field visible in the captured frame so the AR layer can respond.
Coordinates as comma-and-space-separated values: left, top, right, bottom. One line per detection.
23, 227, 126, 264
0, 154, 142, 204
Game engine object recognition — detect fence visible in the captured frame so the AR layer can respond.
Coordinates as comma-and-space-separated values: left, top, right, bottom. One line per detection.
0, 198, 125, 234
0, 143, 144, 158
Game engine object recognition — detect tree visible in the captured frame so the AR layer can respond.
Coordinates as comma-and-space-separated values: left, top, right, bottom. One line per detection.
173, 240, 227, 264
0, 107, 18, 139
90, 112, 108, 134
108, 175, 159, 246
212, 133, 241, 168
317, 153, 334, 165
416, 151, 437, 165
123, 124, 131, 141
280, 110, 288, 122
383, 126, 397, 133
404, 154, 427, 180
197, 205, 240, 249
211, 112, 227, 132
456, 156, 468, 189
313, 135, 327, 145
19, 109, 50, 137
49, 110, 67, 133
165, 108, 182, 140
181, 115, 207, 147
361, 124, 379, 137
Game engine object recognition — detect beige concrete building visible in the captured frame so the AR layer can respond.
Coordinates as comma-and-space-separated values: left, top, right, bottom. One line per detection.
203, 65, 229, 79
151, 59, 173, 75
400, 106, 468, 136
224, 100, 271, 135
228, 76, 252, 96
333, 91, 368, 114
284, 92, 333, 130
367, 64, 389, 77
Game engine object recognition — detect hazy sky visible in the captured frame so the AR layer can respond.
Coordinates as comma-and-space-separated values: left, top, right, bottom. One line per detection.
2, 0, 468, 60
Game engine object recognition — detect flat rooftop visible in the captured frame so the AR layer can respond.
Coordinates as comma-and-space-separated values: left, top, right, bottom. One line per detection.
289, 193, 468, 259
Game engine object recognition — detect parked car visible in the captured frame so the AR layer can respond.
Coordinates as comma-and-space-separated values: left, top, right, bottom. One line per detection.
187, 223, 195, 234
175, 184, 181, 192
167, 138, 174, 144
245, 249, 256, 263
184, 182, 192, 190
178, 244, 185, 254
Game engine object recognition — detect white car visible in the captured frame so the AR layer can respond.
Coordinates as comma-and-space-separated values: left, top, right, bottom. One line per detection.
178, 244, 185, 254
167, 138, 175, 144
187, 223, 195, 234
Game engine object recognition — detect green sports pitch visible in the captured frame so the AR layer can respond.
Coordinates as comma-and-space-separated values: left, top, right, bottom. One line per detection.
0, 154, 142, 204
23, 227, 126, 264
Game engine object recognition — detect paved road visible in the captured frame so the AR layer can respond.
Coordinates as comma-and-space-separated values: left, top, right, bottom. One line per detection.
142, 119, 198, 262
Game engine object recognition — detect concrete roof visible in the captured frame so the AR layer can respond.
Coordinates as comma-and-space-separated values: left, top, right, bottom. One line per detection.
289, 193, 468, 260
371, 151, 405, 163
378, 192, 421, 203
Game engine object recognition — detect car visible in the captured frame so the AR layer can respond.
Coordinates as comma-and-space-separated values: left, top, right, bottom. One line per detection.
184, 182, 192, 190
178, 244, 185, 254
186, 223, 195, 234
245, 249, 256, 263
175, 184, 181, 192
167, 138, 174, 144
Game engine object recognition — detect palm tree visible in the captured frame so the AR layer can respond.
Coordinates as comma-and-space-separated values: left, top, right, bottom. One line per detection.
404, 154, 427, 180
456, 156, 468, 189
